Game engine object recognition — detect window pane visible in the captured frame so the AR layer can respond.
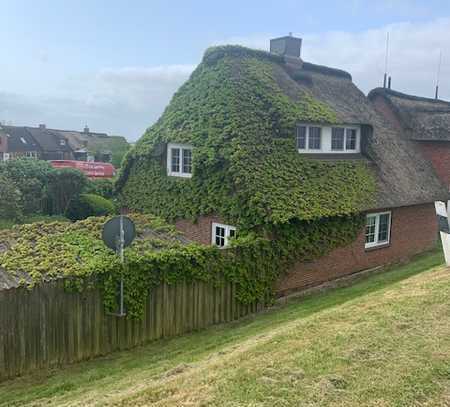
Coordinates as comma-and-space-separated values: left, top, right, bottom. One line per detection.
171, 148, 180, 172
331, 128, 345, 150
229, 229, 236, 238
365, 216, 376, 243
296, 126, 306, 149
378, 213, 390, 242
308, 127, 321, 150
346, 129, 357, 150
182, 149, 192, 174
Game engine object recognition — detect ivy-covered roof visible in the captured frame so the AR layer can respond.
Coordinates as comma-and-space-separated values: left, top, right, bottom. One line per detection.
117, 45, 446, 228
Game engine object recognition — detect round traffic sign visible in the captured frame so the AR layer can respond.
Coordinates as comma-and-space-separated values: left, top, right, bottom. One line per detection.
102, 216, 136, 251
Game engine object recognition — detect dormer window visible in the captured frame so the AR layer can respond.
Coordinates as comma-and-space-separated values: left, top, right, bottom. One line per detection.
167, 143, 193, 178
297, 124, 360, 154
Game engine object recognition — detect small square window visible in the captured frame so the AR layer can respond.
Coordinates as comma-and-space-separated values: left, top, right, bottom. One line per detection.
167, 143, 193, 177
346, 129, 357, 150
212, 223, 236, 248
308, 127, 321, 150
331, 128, 345, 150
365, 212, 391, 249
296, 126, 306, 149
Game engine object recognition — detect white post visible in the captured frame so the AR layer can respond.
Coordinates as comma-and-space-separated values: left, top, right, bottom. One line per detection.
434, 201, 450, 266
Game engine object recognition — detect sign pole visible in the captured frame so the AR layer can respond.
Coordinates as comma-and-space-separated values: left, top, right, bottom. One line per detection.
119, 214, 125, 316
434, 201, 450, 266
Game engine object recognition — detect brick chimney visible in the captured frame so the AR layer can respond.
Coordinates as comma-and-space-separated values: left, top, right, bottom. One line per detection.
270, 34, 302, 58
39, 123, 46, 129
83, 125, 90, 134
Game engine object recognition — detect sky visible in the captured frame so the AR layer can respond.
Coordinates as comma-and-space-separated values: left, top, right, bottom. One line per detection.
1, 0, 450, 141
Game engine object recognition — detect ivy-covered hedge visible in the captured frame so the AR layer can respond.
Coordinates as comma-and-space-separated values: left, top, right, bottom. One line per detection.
0, 214, 364, 319
117, 45, 376, 228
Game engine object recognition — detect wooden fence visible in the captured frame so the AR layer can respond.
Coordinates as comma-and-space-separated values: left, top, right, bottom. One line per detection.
0, 279, 262, 381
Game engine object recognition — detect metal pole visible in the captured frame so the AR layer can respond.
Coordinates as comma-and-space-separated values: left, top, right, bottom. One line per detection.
119, 214, 124, 316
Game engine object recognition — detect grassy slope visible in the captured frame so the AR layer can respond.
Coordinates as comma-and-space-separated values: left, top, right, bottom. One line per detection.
1, 250, 449, 406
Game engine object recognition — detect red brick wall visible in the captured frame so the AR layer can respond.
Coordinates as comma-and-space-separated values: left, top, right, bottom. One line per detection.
175, 215, 225, 245
415, 141, 450, 189
277, 203, 438, 296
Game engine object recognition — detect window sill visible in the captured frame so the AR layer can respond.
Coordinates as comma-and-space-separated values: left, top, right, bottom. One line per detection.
365, 242, 391, 252
167, 172, 192, 178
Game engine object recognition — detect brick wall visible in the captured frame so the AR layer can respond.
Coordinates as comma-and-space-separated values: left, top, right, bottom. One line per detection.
174, 203, 438, 297
277, 203, 438, 296
414, 141, 450, 189
175, 215, 226, 245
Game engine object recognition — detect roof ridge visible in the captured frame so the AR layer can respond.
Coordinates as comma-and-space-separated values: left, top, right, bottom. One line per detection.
369, 87, 450, 106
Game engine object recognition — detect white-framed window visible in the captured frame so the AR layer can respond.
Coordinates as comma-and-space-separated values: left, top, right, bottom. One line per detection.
297, 124, 360, 154
25, 151, 37, 159
365, 211, 391, 249
167, 143, 193, 178
212, 223, 236, 248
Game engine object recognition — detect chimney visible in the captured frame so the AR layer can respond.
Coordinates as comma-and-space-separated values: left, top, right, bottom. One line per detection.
83, 125, 90, 134
388, 76, 392, 89
39, 123, 46, 129
270, 34, 302, 59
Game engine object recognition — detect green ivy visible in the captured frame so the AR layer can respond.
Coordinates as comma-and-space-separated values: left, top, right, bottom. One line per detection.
116, 45, 375, 227
0, 213, 363, 319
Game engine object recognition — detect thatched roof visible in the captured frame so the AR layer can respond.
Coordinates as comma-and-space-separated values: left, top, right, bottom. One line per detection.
291, 68, 448, 209
369, 88, 450, 141
117, 46, 447, 227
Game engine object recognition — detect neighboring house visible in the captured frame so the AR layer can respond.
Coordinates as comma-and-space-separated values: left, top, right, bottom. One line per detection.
369, 88, 450, 190
113, 36, 450, 295
0, 125, 42, 160
0, 124, 128, 165
26, 125, 73, 160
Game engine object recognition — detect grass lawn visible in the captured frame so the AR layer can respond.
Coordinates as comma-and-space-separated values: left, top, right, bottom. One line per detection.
1, 249, 449, 406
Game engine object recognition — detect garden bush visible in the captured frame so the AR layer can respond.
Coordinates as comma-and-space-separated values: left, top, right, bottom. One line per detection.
65, 193, 115, 221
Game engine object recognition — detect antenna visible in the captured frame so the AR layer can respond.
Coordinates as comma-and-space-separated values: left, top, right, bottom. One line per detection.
383, 32, 390, 88
435, 50, 442, 100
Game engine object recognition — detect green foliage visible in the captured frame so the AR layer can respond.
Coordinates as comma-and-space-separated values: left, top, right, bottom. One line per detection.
85, 178, 115, 199
0, 175, 23, 220
0, 159, 53, 215
117, 45, 375, 228
65, 194, 115, 221
0, 213, 363, 319
87, 135, 130, 168
47, 168, 88, 215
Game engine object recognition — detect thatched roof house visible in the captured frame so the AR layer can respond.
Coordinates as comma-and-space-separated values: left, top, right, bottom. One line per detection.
117, 35, 446, 295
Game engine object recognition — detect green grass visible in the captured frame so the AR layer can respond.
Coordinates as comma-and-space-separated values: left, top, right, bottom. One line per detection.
0, 249, 449, 406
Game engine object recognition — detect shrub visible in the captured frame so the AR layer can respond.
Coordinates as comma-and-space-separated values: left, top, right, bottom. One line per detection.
65, 193, 115, 221
0, 175, 23, 220
85, 178, 114, 199
0, 159, 53, 215
47, 168, 88, 215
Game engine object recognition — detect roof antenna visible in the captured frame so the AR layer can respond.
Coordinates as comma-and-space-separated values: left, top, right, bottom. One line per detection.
435, 49, 442, 100
383, 32, 390, 88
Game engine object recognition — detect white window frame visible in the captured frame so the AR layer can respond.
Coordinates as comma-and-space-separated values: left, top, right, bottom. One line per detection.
167, 143, 193, 178
211, 222, 236, 248
297, 124, 360, 154
25, 151, 37, 159
365, 211, 392, 249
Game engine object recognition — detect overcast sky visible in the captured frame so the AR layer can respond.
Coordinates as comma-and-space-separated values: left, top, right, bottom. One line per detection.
1, 0, 450, 141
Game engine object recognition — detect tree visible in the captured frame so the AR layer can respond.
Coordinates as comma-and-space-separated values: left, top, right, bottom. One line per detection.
0, 159, 53, 215
0, 175, 23, 220
47, 169, 88, 215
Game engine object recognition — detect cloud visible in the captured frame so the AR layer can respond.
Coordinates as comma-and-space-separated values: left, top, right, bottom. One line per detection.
218, 18, 450, 99
1, 17, 450, 140
0, 64, 195, 140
